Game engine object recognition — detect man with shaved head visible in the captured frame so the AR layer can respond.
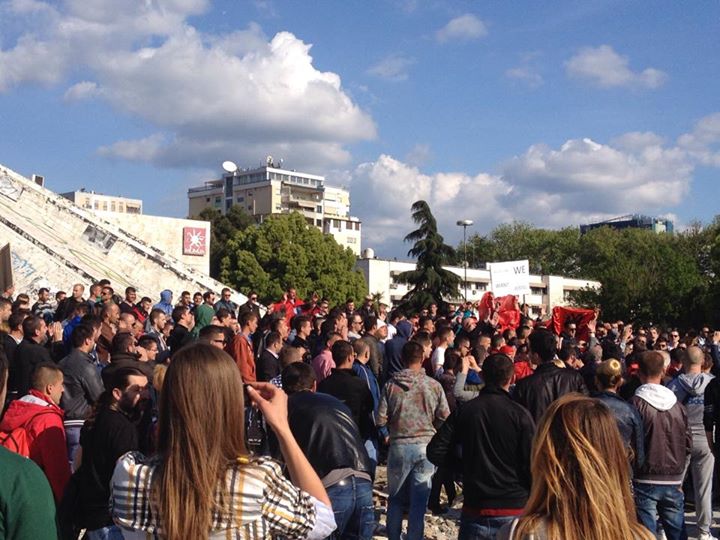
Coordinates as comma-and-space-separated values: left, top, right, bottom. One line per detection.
667, 346, 715, 539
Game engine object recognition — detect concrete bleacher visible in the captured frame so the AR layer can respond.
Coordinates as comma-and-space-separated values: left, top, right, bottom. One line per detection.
0, 163, 246, 304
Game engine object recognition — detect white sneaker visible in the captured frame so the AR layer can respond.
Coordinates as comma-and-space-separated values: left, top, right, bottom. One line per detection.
656, 529, 666, 540
698, 533, 718, 540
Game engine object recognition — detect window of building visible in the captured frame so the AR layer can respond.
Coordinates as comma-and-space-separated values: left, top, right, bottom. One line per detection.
102, 202, 108, 211
345, 221, 352, 230
206, 197, 210, 202
316, 205, 322, 213
110, 202, 116, 211
215, 197, 221, 204
333, 219, 341, 228
355, 222, 361, 230
236, 196, 244, 202
531, 287, 547, 295
316, 219, 322, 226
347, 237, 356, 244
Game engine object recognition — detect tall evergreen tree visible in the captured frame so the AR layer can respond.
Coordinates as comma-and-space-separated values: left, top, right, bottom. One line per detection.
396, 201, 460, 313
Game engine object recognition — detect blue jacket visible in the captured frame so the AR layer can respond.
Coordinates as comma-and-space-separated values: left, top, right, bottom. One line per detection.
593, 390, 645, 471
353, 360, 388, 440
383, 320, 413, 382
153, 290, 174, 316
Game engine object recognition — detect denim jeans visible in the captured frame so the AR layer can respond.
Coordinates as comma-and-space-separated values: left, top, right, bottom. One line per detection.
324, 476, 375, 540
386, 442, 435, 540
85, 525, 125, 540
634, 482, 687, 540
458, 515, 516, 540
64, 425, 81, 469
364, 438, 378, 479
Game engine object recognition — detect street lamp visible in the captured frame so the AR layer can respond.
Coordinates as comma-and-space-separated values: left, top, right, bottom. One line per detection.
456, 219, 473, 302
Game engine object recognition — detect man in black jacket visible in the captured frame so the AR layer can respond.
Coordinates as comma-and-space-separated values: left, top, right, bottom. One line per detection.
257, 331, 282, 382
76, 366, 148, 537
428, 353, 535, 539
283, 362, 375, 540
11, 315, 64, 398
167, 305, 194, 354
317, 340, 375, 463
513, 328, 588, 421
59, 323, 104, 465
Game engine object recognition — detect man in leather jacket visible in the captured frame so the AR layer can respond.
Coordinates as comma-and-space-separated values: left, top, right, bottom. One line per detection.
282, 362, 375, 540
513, 328, 588, 422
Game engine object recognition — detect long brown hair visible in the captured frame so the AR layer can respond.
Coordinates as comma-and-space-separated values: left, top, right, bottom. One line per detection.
153, 343, 248, 539
514, 394, 653, 540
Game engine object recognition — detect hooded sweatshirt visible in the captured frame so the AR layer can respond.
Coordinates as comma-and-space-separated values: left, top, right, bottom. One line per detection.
667, 371, 715, 434
0, 390, 71, 501
152, 290, 174, 316
382, 320, 413, 381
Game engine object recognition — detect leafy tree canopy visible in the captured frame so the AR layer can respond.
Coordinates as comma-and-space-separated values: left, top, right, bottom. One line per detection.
193, 206, 255, 278
219, 212, 367, 306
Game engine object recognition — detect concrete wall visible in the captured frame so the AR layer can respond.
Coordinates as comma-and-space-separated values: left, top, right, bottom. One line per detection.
0, 163, 246, 305
96, 212, 210, 275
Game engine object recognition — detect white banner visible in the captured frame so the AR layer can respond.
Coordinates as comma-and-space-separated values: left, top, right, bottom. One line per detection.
489, 259, 530, 296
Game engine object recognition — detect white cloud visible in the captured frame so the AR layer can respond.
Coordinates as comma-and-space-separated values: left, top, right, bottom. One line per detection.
367, 54, 416, 82
677, 113, 720, 166
505, 66, 543, 87
63, 81, 99, 102
565, 45, 667, 89
436, 14, 487, 43
0, 1, 376, 169
405, 143, 432, 167
353, 115, 720, 254
350, 155, 509, 254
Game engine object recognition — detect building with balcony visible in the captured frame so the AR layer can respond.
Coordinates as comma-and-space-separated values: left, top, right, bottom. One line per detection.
355, 251, 600, 316
188, 162, 362, 254
61, 189, 142, 214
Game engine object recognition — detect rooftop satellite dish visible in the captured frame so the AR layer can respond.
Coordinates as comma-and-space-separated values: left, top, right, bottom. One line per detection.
222, 160, 238, 173
266, 155, 274, 166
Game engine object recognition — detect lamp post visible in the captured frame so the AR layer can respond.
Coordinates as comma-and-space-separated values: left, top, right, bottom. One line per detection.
456, 219, 473, 302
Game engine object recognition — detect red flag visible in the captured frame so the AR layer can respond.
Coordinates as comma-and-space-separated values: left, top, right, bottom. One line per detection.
550, 306, 596, 342
496, 295, 520, 332
477, 292, 495, 323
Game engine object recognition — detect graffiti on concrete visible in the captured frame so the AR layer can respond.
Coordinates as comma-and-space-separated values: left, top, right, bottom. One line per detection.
0, 173, 23, 202
81, 224, 117, 254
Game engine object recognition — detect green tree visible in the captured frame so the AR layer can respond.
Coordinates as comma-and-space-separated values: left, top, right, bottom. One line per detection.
395, 201, 460, 313
219, 212, 367, 306
462, 222, 581, 276
192, 206, 255, 278
572, 227, 704, 325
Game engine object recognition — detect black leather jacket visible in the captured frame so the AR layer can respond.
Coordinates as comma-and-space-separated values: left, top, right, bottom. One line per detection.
512, 362, 588, 422
287, 391, 372, 480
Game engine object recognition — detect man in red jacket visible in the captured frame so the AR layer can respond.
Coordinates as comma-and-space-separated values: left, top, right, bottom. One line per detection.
0, 362, 71, 502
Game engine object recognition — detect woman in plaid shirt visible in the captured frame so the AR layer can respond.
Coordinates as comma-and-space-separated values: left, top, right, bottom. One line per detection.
110, 342, 336, 539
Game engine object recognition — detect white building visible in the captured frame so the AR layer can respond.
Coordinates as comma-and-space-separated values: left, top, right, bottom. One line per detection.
355, 251, 600, 316
61, 189, 142, 214
188, 162, 362, 255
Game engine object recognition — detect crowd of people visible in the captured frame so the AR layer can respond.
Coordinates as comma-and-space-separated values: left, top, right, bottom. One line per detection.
1, 279, 720, 540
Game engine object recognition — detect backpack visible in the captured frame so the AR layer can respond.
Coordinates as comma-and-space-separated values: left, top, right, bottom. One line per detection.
0, 410, 56, 457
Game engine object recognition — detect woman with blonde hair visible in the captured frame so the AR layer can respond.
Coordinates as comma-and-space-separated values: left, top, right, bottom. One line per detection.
497, 394, 654, 540
110, 342, 336, 539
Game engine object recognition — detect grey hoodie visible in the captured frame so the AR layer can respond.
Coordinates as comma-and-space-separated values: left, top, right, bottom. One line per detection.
667, 372, 715, 432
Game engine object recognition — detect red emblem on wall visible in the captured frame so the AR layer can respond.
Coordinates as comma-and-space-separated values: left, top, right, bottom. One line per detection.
183, 227, 207, 256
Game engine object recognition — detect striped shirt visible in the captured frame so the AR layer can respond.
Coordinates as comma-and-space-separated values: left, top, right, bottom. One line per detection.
111, 452, 319, 539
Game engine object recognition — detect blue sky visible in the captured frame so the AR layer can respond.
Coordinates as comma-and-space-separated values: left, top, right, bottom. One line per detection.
1, 0, 719, 257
